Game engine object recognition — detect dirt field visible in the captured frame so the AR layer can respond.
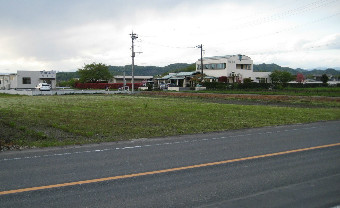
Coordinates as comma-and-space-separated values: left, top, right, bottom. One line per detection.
141, 91, 340, 108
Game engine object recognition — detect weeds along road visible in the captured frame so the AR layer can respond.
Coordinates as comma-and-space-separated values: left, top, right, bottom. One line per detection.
1, 120, 340, 207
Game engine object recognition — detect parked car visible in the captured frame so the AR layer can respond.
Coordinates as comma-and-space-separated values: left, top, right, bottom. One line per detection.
36, 83, 51, 91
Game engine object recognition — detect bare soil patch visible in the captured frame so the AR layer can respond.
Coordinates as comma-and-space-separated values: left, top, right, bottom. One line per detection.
141, 91, 340, 108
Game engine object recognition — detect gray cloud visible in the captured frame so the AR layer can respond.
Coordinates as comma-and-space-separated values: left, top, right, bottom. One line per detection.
0, 0, 339, 72
0, 0, 223, 29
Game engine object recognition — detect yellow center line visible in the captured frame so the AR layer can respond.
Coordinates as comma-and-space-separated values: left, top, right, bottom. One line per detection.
1, 142, 340, 196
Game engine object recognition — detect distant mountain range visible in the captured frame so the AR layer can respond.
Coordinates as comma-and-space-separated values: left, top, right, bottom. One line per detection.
253, 63, 340, 76
56, 63, 340, 81
108, 63, 192, 76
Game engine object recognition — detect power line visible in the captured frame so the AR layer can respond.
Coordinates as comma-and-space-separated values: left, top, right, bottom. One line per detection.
233, 0, 339, 30
234, 11, 340, 43
139, 38, 196, 49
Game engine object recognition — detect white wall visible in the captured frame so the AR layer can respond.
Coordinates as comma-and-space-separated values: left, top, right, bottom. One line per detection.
0, 74, 16, 89
196, 55, 252, 78
16, 71, 56, 89
252, 72, 271, 83
195, 55, 270, 83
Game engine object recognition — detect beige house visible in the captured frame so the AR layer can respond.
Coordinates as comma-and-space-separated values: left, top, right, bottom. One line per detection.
0, 70, 56, 90
156, 72, 207, 88
196, 55, 271, 83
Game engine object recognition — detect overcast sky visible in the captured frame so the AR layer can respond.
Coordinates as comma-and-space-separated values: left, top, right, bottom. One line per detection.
0, 0, 339, 73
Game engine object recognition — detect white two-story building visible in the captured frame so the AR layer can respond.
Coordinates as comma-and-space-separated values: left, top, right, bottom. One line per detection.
196, 55, 271, 83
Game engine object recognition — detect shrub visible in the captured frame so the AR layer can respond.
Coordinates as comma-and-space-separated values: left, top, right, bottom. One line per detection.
237, 82, 271, 89
218, 76, 228, 83
202, 82, 228, 90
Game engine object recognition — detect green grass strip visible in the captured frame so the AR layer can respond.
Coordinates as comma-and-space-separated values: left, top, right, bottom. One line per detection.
1, 94, 339, 149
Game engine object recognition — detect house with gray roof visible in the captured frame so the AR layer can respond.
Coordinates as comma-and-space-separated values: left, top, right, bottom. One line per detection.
156, 71, 212, 88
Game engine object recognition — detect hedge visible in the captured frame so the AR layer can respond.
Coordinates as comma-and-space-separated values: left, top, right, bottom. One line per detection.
202, 82, 337, 90
202, 82, 272, 90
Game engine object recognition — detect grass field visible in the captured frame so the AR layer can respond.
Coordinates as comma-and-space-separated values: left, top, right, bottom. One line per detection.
1, 94, 340, 150
192, 87, 340, 97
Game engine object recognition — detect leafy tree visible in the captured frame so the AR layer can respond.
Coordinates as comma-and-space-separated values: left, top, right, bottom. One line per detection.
296, 73, 304, 83
321, 74, 329, 84
269, 70, 293, 87
190, 73, 207, 86
269, 70, 282, 84
242, 78, 252, 88
280, 71, 294, 85
78, 63, 112, 83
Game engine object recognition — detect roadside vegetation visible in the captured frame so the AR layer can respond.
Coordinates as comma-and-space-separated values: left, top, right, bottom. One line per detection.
192, 87, 340, 97
1, 94, 339, 151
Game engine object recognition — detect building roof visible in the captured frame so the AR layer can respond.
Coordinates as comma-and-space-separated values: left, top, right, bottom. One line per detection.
114, 76, 153, 79
0, 73, 14, 76
198, 54, 251, 61
176, 72, 197, 76
203, 55, 233, 60
160, 74, 174, 79
159, 71, 198, 80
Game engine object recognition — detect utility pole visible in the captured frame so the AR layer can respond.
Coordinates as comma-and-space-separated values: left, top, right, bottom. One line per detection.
130, 32, 138, 93
123, 67, 126, 90
197, 44, 204, 81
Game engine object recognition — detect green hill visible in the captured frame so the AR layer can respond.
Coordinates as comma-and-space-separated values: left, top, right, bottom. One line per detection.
108, 63, 193, 76
254, 63, 340, 76
57, 63, 192, 81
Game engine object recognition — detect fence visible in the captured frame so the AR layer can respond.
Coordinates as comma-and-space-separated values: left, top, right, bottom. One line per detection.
75, 82, 143, 89
0, 89, 131, 96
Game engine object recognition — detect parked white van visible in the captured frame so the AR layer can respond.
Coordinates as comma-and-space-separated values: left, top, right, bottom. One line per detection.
36, 83, 51, 91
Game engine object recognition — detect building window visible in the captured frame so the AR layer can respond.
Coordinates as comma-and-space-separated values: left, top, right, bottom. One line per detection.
216, 63, 226, 69
236, 64, 251, 70
257, 78, 267, 83
22, 77, 31, 84
236, 64, 243, 69
198, 63, 226, 70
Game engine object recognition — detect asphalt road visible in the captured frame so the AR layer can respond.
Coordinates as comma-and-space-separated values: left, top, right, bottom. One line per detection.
1, 120, 340, 207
